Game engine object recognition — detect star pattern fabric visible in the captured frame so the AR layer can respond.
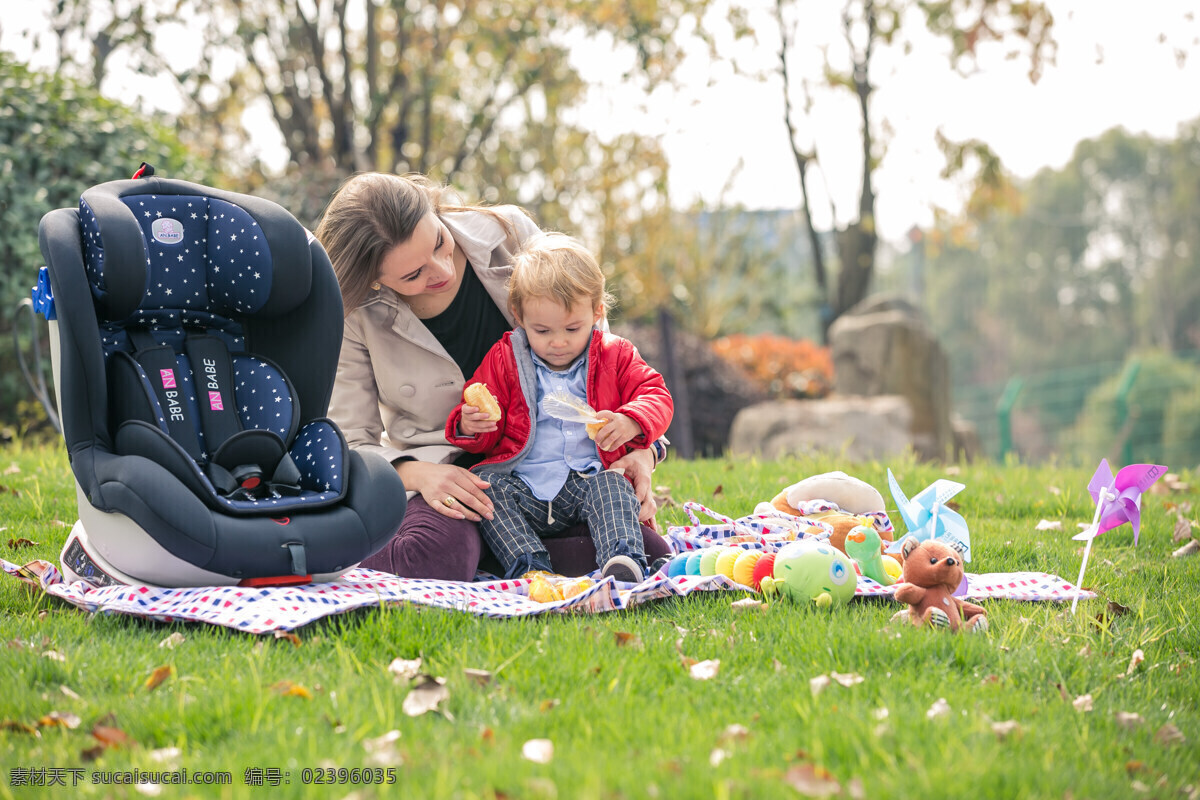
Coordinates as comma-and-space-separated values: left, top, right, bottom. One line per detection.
79, 191, 343, 512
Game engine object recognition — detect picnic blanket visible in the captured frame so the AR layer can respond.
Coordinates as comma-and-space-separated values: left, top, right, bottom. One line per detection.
1, 502, 1096, 634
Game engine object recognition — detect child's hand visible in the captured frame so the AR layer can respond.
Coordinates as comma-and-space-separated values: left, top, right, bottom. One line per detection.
590, 411, 641, 452
459, 405, 500, 436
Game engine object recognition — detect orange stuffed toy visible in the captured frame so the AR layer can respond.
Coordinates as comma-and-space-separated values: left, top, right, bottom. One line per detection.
892, 538, 987, 633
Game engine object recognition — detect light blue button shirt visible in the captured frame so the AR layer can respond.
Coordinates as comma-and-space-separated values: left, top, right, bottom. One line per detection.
516, 351, 603, 501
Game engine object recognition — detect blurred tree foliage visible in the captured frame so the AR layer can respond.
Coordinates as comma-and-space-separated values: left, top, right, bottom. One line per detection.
924, 121, 1200, 463
34, 0, 718, 236
926, 122, 1200, 384
770, 0, 1055, 340
0, 52, 212, 435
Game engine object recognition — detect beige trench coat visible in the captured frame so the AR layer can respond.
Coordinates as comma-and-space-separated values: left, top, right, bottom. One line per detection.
329, 206, 542, 487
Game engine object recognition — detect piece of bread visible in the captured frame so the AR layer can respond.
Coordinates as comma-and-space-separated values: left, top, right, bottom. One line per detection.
586, 419, 607, 440
463, 383, 502, 421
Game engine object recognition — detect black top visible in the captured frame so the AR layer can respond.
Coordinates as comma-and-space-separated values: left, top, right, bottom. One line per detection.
422, 262, 512, 382
422, 263, 511, 469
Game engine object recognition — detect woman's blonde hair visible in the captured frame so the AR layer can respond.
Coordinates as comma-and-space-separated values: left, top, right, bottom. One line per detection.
314, 172, 515, 316
507, 233, 615, 322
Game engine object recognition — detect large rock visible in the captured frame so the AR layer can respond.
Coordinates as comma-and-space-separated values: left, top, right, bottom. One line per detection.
728, 396, 913, 461
829, 296, 952, 460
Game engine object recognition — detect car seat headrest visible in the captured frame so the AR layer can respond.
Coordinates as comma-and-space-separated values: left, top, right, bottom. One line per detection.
78, 177, 312, 322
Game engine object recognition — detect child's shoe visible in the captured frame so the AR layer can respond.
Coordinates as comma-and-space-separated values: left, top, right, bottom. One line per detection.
647, 556, 672, 576
601, 555, 644, 584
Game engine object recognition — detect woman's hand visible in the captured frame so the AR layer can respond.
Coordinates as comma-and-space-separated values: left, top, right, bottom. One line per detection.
609, 446, 657, 522
396, 460, 494, 522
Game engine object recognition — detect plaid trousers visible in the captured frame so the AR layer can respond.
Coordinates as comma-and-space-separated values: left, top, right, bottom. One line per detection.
478, 469, 645, 580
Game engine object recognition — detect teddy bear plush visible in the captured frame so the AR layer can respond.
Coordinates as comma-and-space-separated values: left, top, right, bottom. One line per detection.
761, 471, 896, 558
892, 537, 987, 632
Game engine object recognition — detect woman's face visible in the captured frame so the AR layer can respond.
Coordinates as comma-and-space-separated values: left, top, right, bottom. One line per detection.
376, 212, 457, 298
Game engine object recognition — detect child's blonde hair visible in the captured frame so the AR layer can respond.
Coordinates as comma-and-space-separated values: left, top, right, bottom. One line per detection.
507, 233, 615, 321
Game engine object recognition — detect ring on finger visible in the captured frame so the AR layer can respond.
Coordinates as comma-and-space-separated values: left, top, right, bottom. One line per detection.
442, 496, 458, 508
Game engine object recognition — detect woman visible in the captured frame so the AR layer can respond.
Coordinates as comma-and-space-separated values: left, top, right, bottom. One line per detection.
315, 173, 670, 581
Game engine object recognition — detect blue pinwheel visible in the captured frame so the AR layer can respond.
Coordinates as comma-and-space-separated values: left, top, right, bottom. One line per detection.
885, 468, 972, 563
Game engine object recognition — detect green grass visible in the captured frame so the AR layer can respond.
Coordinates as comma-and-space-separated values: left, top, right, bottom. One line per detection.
2, 443, 1198, 799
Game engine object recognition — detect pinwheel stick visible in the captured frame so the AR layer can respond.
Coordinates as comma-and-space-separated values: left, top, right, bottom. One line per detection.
1072, 486, 1114, 614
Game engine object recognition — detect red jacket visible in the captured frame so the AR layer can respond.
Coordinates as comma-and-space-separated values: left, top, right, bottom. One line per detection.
445, 328, 673, 473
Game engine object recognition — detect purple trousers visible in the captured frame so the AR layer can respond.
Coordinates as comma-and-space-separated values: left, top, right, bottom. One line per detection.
359, 496, 672, 580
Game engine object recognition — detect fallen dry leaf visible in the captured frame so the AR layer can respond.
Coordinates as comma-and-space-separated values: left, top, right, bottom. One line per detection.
91, 723, 134, 749
148, 747, 182, 763
1154, 723, 1186, 746
926, 698, 951, 720
38, 711, 81, 730
991, 720, 1022, 740
463, 668, 492, 687
712, 484, 724, 497
2, 720, 41, 737
783, 763, 841, 797
270, 681, 312, 699
389, 657, 423, 682
1173, 540, 1200, 558
613, 631, 642, 648
538, 698, 560, 713
1174, 517, 1194, 543
689, 659, 721, 680
144, 665, 174, 692
522, 739, 554, 764
1125, 649, 1145, 677
720, 724, 751, 743
362, 729, 400, 753
1097, 601, 1131, 624
1073, 694, 1094, 712
831, 672, 864, 688
731, 598, 764, 611
402, 675, 449, 717
1035, 520, 1062, 531
41, 650, 66, 662
4, 463, 20, 474
7, 537, 37, 549
809, 675, 831, 696
362, 729, 403, 767
362, 730, 401, 753
158, 632, 185, 649
273, 630, 301, 647
709, 747, 729, 767
1114, 711, 1145, 729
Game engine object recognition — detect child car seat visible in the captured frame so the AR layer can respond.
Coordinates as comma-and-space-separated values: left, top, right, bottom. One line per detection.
35, 168, 406, 587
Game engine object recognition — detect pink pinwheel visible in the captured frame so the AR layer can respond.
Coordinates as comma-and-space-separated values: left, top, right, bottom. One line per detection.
1071, 459, 1167, 545
1071, 459, 1166, 613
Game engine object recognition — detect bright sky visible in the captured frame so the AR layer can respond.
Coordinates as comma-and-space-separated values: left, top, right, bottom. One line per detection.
4, 0, 1199, 243
572, 0, 1200, 240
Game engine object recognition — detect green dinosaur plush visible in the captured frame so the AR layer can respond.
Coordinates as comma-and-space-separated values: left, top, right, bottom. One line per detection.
844, 524, 901, 586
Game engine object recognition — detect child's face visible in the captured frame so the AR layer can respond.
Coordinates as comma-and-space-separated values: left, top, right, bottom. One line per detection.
517, 296, 602, 371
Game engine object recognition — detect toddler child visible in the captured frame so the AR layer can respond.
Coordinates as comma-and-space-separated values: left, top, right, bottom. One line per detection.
445, 233, 673, 583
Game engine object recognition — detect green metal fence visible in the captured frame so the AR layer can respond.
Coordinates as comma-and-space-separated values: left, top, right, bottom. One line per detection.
953, 351, 1200, 469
